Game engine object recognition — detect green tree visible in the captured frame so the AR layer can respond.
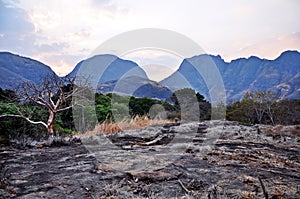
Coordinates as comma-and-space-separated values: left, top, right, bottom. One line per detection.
129, 97, 158, 117
212, 101, 226, 120
112, 103, 129, 121
170, 88, 210, 121
226, 101, 249, 123
95, 93, 112, 122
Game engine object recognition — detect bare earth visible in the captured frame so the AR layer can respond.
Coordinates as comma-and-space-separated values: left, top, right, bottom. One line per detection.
0, 121, 299, 198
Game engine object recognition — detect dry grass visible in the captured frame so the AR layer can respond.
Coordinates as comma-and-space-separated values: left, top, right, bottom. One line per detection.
262, 124, 300, 137
84, 116, 172, 135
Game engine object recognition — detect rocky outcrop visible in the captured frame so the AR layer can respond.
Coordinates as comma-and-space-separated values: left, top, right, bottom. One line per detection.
1, 121, 299, 198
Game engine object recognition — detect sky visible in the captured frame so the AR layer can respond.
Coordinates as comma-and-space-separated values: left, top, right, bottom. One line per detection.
0, 0, 300, 81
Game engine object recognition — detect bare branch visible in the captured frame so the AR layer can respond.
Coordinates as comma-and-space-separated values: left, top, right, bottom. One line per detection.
56, 105, 74, 112
0, 114, 47, 128
3, 73, 93, 134
178, 179, 190, 194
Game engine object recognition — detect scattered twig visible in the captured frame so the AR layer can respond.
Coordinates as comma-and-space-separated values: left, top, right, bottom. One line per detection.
131, 134, 167, 146
178, 179, 190, 194
0, 160, 10, 190
258, 177, 268, 199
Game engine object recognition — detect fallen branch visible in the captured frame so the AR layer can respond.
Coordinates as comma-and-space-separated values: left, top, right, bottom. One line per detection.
131, 134, 169, 146
178, 179, 190, 194
258, 177, 268, 199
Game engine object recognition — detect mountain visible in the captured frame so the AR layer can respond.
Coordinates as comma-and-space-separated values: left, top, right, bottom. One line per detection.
67, 54, 148, 84
1, 51, 299, 102
97, 76, 173, 100
270, 72, 300, 99
0, 52, 58, 89
0, 52, 172, 101
161, 50, 300, 101
68, 54, 174, 100
67, 54, 174, 100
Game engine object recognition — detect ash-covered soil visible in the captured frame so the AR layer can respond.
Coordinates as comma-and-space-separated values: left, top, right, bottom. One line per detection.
0, 121, 299, 198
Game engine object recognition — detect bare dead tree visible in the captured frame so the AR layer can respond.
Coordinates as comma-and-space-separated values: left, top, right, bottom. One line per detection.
252, 93, 266, 124
263, 92, 279, 126
0, 74, 90, 134
242, 91, 279, 125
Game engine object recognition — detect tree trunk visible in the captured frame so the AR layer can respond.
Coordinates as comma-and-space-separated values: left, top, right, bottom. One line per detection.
266, 105, 276, 126
47, 111, 56, 134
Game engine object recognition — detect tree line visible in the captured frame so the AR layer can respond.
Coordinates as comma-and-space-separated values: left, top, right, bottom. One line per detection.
226, 91, 300, 125
0, 76, 210, 140
0, 74, 299, 144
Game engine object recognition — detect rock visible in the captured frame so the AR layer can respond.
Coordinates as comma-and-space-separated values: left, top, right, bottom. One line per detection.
9, 134, 82, 148
1, 121, 299, 198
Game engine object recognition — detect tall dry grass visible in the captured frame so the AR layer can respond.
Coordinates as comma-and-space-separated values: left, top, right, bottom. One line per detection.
261, 124, 300, 137
84, 115, 172, 135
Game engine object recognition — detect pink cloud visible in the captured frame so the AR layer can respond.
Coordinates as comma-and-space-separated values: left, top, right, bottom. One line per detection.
233, 32, 300, 60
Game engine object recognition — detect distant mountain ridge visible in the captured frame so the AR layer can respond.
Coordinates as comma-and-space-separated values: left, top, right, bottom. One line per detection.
0, 52, 173, 100
0, 50, 299, 101
0, 52, 58, 89
161, 50, 300, 101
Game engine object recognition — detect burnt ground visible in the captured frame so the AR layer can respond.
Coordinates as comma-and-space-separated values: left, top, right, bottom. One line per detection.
0, 121, 299, 198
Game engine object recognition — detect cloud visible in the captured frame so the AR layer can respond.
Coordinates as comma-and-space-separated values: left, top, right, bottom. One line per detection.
231, 32, 300, 61
1, 0, 300, 76
0, 1, 34, 33
0, 0, 105, 74
38, 42, 69, 53
122, 49, 183, 81
123, 49, 182, 68
141, 64, 175, 82
0, 2, 69, 57
37, 53, 86, 76
0, 1, 37, 55
1, 0, 135, 69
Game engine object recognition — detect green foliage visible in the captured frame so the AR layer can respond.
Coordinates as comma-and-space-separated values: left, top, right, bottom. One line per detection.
96, 104, 112, 122
1, 86, 214, 140
0, 102, 18, 115
95, 93, 179, 122
129, 97, 158, 117
95, 93, 111, 105
53, 118, 74, 134
196, 92, 207, 102
72, 104, 97, 132
212, 101, 226, 120
112, 103, 129, 121
0, 101, 49, 144
110, 93, 131, 104
95, 93, 112, 122
170, 88, 211, 121
0, 87, 74, 136
226, 101, 250, 124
